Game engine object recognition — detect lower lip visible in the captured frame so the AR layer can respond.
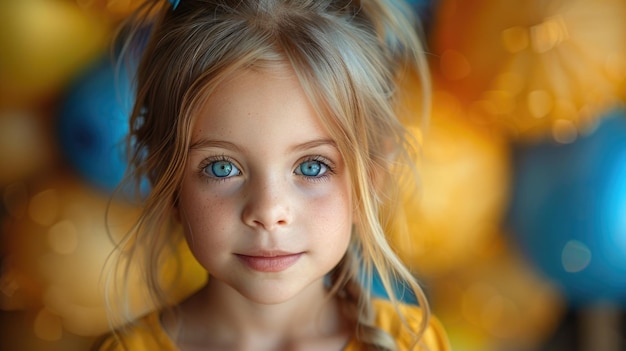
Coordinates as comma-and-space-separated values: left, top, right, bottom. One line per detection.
237, 253, 302, 273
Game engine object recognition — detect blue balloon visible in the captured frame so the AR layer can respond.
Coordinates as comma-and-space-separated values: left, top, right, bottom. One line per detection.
506, 110, 626, 305
392, 0, 434, 26
57, 57, 135, 194
405, 0, 433, 13
371, 269, 419, 305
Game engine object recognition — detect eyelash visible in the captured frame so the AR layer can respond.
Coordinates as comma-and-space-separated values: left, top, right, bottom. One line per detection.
196, 155, 336, 183
295, 155, 336, 183
197, 155, 240, 183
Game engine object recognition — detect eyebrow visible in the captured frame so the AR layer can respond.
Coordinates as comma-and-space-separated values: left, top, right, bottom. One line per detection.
290, 139, 338, 152
189, 139, 242, 152
188, 138, 338, 153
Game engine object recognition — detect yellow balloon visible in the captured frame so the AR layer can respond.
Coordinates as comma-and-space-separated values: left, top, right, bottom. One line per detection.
75, 0, 155, 20
389, 89, 511, 278
431, 0, 626, 141
428, 237, 566, 350
0, 0, 111, 106
1, 176, 206, 336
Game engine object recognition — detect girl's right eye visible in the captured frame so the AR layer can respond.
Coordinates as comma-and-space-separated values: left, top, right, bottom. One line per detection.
203, 160, 241, 179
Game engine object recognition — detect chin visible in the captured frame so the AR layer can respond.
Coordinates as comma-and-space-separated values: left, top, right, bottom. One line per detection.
230, 275, 329, 306
235, 284, 304, 305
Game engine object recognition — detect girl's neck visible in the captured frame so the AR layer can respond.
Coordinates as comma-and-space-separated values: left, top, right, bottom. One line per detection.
163, 277, 350, 351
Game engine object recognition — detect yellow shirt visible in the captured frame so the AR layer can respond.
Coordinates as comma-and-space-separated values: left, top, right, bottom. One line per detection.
96, 299, 450, 351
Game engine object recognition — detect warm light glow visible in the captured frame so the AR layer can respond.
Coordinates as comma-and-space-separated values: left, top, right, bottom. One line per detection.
493, 72, 524, 96
604, 53, 626, 81
482, 295, 519, 339
530, 15, 569, 53
28, 189, 59, 226
483, 90, 516, 115
432, 0, 626, 140
440, 50, 472, 81
48, 220, 79, 255
462, 283, 497, 326
527, 90, 553, 119
502, 26, 529, 53
33, 308, 63, 341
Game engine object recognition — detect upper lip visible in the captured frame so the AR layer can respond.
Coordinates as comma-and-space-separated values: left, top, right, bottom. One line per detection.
237, 250, 300, 258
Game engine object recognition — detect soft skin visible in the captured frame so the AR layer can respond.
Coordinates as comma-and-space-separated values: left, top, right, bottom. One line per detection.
176, 65, 353, 344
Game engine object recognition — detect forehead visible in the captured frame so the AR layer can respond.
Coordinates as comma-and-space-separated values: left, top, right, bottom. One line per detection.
190, 66, 331, 146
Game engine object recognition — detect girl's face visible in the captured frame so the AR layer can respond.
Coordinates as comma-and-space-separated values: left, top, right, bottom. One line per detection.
178, 67, 353, 305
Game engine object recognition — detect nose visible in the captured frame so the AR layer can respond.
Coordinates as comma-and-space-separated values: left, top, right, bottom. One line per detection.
241, 176, 292, 231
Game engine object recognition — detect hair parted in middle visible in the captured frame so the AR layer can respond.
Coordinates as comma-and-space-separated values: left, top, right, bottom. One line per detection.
115, 0, 431, 349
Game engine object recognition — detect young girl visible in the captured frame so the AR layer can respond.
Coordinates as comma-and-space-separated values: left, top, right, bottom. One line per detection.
98, 0, 449, 350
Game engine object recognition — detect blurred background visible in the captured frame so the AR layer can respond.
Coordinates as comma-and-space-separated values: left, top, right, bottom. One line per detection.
0, 0, 625, 350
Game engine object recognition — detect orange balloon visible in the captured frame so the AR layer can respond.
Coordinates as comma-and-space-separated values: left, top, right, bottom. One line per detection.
1, 176, 206, 336
389, 87, 511, 278
430, 0, 626, 141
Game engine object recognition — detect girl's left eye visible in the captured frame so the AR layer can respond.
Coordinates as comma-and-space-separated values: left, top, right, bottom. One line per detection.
203, 160, 241, 178
295, 159, 329, 177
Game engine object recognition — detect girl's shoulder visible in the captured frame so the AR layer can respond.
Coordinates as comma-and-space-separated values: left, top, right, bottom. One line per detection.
93, 312, 178, 351
370, 298, 450, 351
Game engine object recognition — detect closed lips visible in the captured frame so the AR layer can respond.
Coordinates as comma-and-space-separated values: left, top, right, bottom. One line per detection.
236, 252, 303, 272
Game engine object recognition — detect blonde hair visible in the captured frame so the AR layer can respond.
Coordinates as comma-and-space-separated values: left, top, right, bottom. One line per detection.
112, 0, 431, 349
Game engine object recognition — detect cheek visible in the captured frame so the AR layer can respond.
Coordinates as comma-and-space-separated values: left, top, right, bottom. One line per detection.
179, 190, 236, 249
323, 195, 351, 232
306, 184, 353, 243
311, 194, 353, 271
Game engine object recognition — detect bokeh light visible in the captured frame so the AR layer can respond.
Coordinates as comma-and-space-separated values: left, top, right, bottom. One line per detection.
390, 87, 511, 278
1, 175, 205, 341
430, 0, 626, 140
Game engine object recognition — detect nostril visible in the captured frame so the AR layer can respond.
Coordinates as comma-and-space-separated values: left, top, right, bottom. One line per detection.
241, 187, 292, 229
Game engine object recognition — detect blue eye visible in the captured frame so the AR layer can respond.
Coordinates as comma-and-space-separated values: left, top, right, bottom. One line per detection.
206, 160, 241, 178
297, 160, 328, 177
